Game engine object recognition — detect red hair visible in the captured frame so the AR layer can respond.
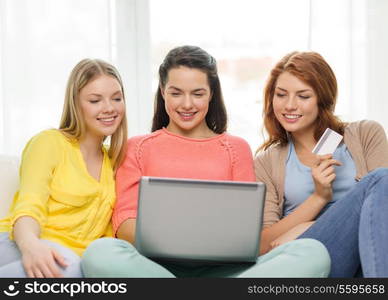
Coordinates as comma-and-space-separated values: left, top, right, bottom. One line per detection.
259, 51, 346, 151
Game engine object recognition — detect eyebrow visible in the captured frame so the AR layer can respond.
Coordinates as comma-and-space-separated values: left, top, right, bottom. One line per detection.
87, 90, 122, 97
276, 87, 312, 93
167, 86, 207, 92
112, 90, 123, 96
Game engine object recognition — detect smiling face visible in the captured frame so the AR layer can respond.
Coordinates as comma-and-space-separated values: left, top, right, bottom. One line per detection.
162, 66, 213, 138
78, 74, 125, 140
273, 71, 319, 138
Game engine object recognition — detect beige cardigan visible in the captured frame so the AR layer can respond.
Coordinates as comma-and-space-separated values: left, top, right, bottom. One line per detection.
254, 120, 388, 228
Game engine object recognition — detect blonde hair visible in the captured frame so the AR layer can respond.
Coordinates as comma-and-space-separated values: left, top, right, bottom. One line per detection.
59, 58, 128, 172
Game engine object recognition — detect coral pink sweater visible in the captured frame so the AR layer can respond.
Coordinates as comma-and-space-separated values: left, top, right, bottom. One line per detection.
113, 128, 255, 233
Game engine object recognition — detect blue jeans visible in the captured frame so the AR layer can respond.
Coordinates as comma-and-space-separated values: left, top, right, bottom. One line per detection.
298, 168, 388, 277
0, 232, 83, 278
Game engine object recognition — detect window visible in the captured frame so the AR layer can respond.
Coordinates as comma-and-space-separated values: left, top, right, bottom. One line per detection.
0, 0, 114, 155
2, 0, 386, 156
0, 0, 151, 156
150, 0, 369, 150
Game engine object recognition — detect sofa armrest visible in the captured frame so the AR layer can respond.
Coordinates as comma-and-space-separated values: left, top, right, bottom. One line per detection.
0, 155, 19, 218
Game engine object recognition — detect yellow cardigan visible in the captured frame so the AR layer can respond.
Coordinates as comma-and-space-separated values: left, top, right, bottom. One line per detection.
0, 130, 115, 256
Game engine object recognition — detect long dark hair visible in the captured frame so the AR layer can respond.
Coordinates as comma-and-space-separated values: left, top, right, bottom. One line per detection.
151, 45, 227, 133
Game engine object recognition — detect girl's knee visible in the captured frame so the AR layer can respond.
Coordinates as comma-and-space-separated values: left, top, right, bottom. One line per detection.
366, 168, 388, 180
84, 237, 136, 257
40, 239, 82, 277
62, 257, 83, 277
285, 239, 331, 276
294, 238, 329, 256
81, 238, 137, 277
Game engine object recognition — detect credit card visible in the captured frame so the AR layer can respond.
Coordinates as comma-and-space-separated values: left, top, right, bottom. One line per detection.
312, 128, 343, 155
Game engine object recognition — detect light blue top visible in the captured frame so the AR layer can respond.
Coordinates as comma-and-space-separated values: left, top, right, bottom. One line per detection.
283, 140, 357, 217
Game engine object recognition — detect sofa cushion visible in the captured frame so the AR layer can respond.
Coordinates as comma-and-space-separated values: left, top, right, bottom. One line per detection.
0, 155, 19, 218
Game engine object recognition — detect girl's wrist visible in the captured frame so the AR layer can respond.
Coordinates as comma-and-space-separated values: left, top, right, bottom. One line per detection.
16, 234, 40, 252
312, 192, 331, 205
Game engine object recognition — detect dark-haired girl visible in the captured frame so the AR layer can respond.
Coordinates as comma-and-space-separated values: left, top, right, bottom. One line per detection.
81, 46, 330, 277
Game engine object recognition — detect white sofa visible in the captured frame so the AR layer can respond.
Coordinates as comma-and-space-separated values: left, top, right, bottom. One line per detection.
0, 155, 19, 218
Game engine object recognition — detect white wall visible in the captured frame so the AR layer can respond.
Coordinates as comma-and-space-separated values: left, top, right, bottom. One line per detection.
0, 0, 152, 156
309, 0, 368, 124
367, 0, 388, 132
0, 1, 387, 157
114, 0, 152, 137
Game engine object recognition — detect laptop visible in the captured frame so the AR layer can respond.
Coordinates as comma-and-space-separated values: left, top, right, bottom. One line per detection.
134, 177, 266, 264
